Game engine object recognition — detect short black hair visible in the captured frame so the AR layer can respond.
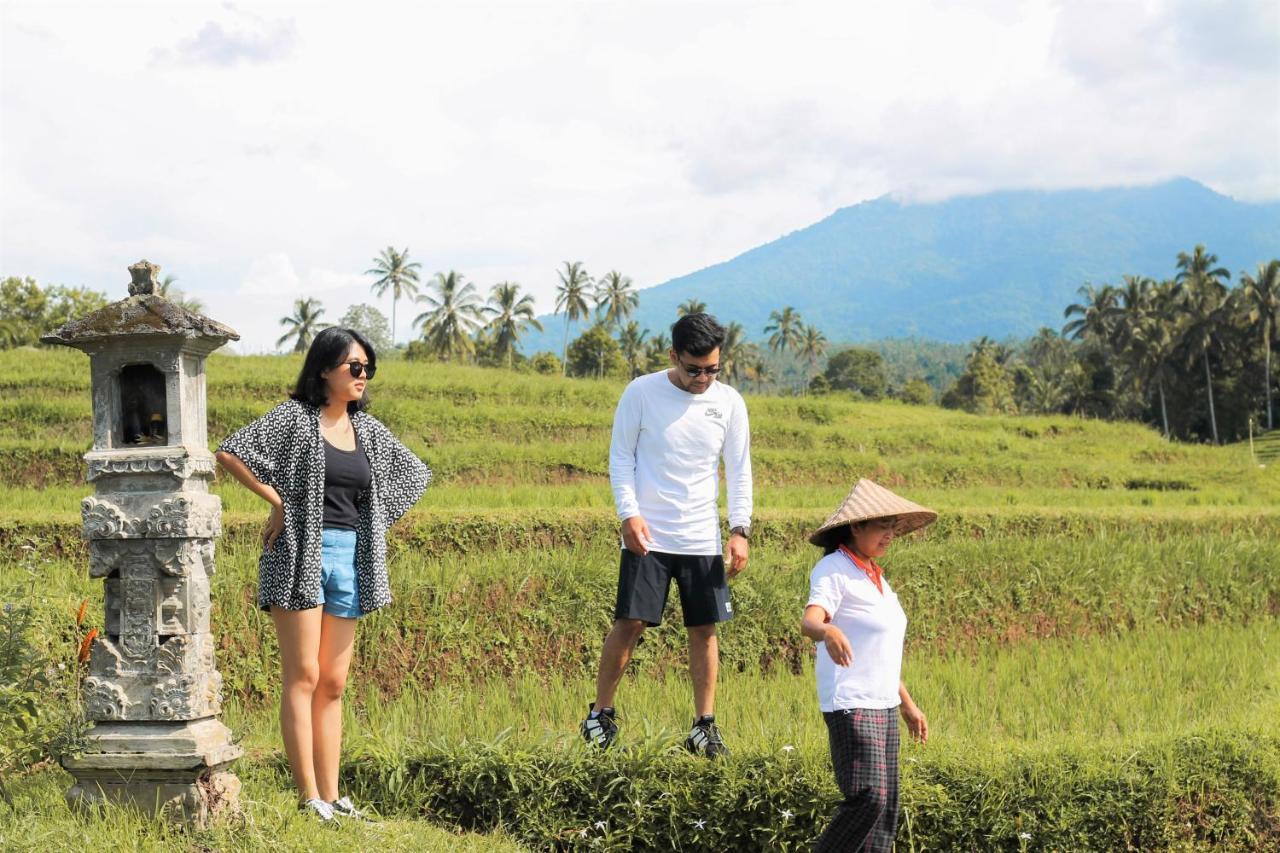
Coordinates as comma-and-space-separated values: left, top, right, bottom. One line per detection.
290, 327, 376, 414
671, 312, 726, 357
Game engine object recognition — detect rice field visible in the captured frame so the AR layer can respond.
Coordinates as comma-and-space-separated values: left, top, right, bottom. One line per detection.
0, 348, 1276, 850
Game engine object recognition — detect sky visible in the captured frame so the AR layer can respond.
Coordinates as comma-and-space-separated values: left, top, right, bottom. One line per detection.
2, 0, 1277, 353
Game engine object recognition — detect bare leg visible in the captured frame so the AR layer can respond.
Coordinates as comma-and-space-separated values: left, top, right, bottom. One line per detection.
312, 612, 357, 802
271, 606, 324, 802
593, 619, 646, 709
688, 624, 718, 718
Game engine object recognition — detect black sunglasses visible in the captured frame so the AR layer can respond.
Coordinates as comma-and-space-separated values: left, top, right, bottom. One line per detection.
343, 361, 375, 379
680, 361, 721, 378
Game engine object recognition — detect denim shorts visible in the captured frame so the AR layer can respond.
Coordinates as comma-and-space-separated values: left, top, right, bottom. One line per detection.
319, 528, 361, 619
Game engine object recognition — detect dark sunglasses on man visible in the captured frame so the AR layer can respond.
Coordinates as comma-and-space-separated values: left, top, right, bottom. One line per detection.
680, 361, 721, 378
344, 361, 376, 379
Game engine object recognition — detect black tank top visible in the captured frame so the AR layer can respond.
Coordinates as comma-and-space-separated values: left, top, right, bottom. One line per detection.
323, 436, 371, 530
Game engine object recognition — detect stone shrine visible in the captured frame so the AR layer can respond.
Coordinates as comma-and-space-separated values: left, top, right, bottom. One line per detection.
42, 260, 243, 824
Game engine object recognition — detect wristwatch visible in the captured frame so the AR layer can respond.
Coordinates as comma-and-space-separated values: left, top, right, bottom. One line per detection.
730, 525, 751, 541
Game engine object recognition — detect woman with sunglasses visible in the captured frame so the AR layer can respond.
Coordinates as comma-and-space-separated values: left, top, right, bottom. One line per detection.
215, 326, 431, 823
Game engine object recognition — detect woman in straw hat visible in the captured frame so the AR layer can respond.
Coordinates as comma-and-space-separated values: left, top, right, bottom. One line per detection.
801, 478, 935, 853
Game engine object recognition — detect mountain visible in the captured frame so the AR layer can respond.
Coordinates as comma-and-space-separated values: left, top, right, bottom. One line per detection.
520, 178, 1280, 352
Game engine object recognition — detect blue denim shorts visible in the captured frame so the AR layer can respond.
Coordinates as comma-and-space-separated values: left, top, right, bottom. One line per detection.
319, 528, 361, 619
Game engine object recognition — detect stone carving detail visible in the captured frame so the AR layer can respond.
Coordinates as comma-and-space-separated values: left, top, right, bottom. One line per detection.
82, 496, 221, 540
86, 454, 215, 482
121, 578, 155, 659
151, 675, 198, 719
54, 261, 241, 824
90, 539, 214, 579
83, 676, 131, 720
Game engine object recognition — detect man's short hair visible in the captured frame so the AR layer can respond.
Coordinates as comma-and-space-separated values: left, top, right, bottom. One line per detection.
671, 312, 726, 357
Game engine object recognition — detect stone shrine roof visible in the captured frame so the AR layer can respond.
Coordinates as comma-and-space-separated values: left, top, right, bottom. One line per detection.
41, 260, 240, 345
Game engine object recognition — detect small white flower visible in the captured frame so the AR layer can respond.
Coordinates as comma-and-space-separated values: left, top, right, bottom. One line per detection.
594, 821, 607, 831
691, 819, 707, 830
780, 809, 794, 821
57, 663, 66, 670
1018, 832, 1032, 841
634, 800, 643, 808
781, 744, 795, 753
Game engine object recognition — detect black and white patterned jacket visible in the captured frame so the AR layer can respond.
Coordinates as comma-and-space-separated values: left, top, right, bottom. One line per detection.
217, 399, 432, 614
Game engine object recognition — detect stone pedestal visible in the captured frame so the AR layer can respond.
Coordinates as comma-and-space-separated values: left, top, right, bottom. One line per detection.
44, 261, 243, 825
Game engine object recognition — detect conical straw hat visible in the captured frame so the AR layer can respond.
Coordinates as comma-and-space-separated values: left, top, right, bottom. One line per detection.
808, 478, 938, 547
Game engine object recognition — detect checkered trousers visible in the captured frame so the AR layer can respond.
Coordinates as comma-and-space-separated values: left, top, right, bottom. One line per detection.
814, 707, 900, 853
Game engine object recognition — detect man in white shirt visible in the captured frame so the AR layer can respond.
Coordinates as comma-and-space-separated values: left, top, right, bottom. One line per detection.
580, 313, 753, 758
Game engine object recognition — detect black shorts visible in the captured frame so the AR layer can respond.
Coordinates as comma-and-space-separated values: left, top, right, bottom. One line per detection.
614, 550, 733, 627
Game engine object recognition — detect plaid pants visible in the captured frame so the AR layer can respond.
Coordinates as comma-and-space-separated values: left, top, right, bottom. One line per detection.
815, 707, 900, 853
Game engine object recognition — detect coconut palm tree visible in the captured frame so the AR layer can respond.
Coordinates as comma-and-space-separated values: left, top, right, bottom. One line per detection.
277, 297, 329, 352
1128, 283, 1181, 439
644, 332, 670, 372
595, 271, 638, 330
1240, 260, 1280, 430
414, 270, 484, 362
1062, 283, 1120, 343
156, 274, 205, 314
1175, 245, 1232, 444
677, 299, 708, 317
764, 306, 803, 356
798, 323, 828, 387
554, 261, 592, 375
719, 322, 750, 384
484, 281, 542, 369
617, 321, 649, 377
365, 246, 422, 346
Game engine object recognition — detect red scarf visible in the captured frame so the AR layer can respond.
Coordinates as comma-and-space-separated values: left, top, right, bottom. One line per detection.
838, 544, 884, 595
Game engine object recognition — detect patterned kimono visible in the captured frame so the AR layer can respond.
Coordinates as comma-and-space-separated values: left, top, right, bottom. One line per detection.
217, 399, 432, 614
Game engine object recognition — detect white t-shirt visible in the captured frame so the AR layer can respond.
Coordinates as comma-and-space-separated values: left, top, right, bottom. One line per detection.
608, 370, 753, 555
806, 551, 907, 712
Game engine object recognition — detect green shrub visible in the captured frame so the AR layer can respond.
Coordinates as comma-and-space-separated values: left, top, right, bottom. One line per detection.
336, 730, 1280, 851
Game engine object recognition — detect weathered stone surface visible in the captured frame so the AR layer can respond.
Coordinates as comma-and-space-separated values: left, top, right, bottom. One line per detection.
85, 633, 223, 721
40, 260, 238, 346
81, 493, 222, 540
54, 261, 241, 826
76, 717, 238, 756
85, 447, 216, 484
90, 538, 215, 579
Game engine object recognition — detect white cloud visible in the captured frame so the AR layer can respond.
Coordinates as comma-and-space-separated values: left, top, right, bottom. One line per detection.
2, 0, 1275, 353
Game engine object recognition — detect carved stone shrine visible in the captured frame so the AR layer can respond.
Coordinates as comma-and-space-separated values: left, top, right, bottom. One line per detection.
42, 260, 244, 824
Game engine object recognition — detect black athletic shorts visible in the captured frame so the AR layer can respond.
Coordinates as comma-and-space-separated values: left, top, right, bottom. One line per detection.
614, 549, 734, 627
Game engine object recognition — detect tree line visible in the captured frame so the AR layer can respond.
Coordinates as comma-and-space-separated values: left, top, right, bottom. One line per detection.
938, 247, 1278, 444
5, 242, 1275, 444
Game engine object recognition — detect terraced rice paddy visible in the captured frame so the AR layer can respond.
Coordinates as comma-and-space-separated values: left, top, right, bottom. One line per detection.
1, 349, 1276, 850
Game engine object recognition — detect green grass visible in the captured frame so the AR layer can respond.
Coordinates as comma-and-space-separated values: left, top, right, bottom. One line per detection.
0, 763, 525, 851
3, 347, 1278, 846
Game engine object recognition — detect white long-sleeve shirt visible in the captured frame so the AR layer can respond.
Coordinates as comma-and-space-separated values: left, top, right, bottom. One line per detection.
609, 370, 753, 555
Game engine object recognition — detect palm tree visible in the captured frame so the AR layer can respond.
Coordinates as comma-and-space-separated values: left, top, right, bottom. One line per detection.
677, 299, 708, 317
595, 271, 638, 330
554, 261, 592, 375
1240, 260, 1280, 430
1129, 283, 1181, 439
798, 324, 828, 387
1175, 245, 1232, 444
764, 306, 803, 355
365, 246, 422, 346
277, 297, 329, 353
156, 274, 205, 313
719, 322, 749, 383
413, 271, 484, 361
644, 332, 670, 372
617, 321, 649, 377
1062, 283, 1120, 342
484, 282, 542, 369
744, 355, 774, 394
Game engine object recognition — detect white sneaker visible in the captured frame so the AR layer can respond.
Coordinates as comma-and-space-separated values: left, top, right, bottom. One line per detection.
299, 797, 338, 823
330, 795, 372, 821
